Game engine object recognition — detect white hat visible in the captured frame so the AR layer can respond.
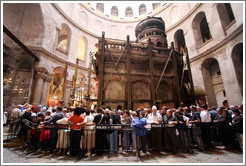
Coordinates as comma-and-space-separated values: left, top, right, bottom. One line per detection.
152, 105, 157, 110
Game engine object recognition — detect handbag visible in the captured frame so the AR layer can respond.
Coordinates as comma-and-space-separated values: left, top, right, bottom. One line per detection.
69, 115, 79, 130
97, 114, 104, 125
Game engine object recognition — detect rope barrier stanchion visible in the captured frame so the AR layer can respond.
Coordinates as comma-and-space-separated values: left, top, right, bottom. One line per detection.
7, 119, 242, 160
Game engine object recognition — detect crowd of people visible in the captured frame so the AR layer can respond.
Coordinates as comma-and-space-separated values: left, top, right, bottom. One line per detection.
6, 103, 243, 157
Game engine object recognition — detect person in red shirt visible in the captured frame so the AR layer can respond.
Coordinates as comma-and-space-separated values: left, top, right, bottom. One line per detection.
68, 107, 85, 156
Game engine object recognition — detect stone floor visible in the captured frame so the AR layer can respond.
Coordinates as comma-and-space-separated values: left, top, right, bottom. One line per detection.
2, 125, 244, 164
2, 146, 244, 163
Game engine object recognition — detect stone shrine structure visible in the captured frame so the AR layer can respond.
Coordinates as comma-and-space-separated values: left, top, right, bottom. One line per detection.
96, 17, 195, 110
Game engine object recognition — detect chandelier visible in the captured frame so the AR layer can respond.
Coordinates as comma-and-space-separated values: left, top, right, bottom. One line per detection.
3, 62, 25, 96
12, 79, 24, 95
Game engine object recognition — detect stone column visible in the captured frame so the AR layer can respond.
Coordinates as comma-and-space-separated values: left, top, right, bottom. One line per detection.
63, 80, 72, 107
31, 71, 46, 105
41, 75, 52, 106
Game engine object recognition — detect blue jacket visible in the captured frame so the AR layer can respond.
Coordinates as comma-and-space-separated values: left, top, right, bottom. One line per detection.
131, 117, 139, 128
135, 117, 148, 136
210, 110, 217, 121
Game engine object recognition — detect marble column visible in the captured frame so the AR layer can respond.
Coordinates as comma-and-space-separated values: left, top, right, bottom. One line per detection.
31, 72, 46, 106
41, 75, 52, 106
63, 80, 72, 107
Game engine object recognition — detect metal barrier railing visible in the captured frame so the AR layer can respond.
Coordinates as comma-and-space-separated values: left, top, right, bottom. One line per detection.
4, 117, 242, 162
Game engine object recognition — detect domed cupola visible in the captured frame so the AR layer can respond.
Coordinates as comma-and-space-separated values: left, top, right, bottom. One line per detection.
135, 16, 167, 47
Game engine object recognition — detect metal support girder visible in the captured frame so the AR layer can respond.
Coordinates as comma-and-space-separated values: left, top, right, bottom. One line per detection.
3, 25, 39, 61
105, 41, 126, 92
155, 46, 174, 94
97, 32, 105, 107
127, 35, 131, 110
172, 42, 182, 106
148, 38, 156, 106
185, 47, 196, 105
102, 44, 125, 92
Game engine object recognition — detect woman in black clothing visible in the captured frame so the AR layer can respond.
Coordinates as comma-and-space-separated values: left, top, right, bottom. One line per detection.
17, 107, 32, 142
93, 108, 110, 153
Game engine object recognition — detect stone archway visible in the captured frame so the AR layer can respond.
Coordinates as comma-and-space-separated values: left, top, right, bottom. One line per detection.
231, 43, 243, 96
201, 58, 227, 107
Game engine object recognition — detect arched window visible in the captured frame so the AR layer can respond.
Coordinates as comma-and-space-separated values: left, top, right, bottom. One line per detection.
77, 36, 87, 61
192, 12, 212, 46
174, 29, 186, 52
152, 3, 161, 10
96, 3, 104, 13
57, 24, 71, 54
139, 4, 146, 15
209, 61, 221, 77
200, 16, 212, 43
217, 3, 235, 29
111, 6, 118, 17
125, 7, 133, 17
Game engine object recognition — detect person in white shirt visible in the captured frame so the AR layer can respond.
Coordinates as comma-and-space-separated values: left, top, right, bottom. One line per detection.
199, 105, 213, 149
56, 117, 69, 155
83, 110, 95, 156
147, 105, 162, 150
147, 106, 162, 123
10, 105, 22, 119
200, 105, 212, 122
